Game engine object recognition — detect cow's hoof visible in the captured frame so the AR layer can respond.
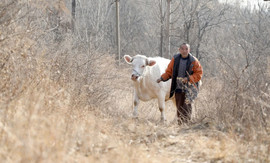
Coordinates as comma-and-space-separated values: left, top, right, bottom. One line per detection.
161, 116, 166, 121
132, 113, 138, 119
159, 118, 167, 125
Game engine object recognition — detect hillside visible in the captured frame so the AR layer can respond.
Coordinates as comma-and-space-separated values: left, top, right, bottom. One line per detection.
0, 55, 269, 162
0, 0, 269, 162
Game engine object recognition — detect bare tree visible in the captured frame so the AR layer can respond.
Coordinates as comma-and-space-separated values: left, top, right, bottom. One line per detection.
172, 0, 229, 59
159, 0, 165, 57
164, 0, 171, 58
194, 0, 229, 59
72, 0, 76, 31
154, 0, 172, 58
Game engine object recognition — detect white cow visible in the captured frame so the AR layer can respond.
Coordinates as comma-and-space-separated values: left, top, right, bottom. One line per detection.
124, 54, 172, 121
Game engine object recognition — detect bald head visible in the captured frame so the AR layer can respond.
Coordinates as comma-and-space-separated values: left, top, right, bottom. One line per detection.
179, 43, 190, 58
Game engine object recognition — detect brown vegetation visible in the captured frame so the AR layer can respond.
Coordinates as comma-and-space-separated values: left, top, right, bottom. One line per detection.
0, 0, 269, 162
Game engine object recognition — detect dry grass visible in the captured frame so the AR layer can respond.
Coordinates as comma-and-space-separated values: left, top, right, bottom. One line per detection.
0, 61, 171, 162
0, 53, 269, 162
1, 1, 270, 162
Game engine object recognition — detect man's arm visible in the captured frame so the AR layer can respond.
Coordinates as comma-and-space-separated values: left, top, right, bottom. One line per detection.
157, 58, 175, 83
189, 60, 203, 83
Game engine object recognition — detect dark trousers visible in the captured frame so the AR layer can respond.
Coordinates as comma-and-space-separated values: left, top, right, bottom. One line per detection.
175, 92, 192, 125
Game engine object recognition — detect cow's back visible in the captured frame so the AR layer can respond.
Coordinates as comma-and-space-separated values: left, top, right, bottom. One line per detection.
140, 57, 171, 101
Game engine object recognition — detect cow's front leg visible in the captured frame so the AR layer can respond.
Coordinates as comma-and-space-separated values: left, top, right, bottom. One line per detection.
158, 96, 166, 122
133, 92, 140, 117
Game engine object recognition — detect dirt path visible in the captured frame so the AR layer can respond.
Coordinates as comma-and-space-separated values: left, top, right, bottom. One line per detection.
87, 110, 242, 163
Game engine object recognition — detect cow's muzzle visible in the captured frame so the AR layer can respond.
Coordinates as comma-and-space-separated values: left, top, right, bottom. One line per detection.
131, 69, 141, 81
131, 74, 139, 81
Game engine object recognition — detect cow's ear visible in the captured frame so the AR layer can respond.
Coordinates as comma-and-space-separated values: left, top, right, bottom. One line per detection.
124, 55, 133, 64
147, 60, 156, 66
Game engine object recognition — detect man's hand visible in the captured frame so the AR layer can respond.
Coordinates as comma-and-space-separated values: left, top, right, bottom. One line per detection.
182, 77, 188, 84
177, 77, 188, 83
156, 78, 162, 83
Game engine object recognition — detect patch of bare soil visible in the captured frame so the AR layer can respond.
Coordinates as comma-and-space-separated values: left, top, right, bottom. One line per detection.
89, 108, 241, 163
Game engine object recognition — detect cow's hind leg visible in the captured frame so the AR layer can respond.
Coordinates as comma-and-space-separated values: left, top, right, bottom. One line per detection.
158, 96, 166, 122
133, 92, 140, 117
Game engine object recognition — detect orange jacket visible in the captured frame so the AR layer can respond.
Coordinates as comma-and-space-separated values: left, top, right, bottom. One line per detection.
161, 54, 203, 83
161, 53, 203, 97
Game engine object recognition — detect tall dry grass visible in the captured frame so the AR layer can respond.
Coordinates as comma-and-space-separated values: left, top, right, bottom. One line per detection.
1, 52, 269, 162
0, 0, 270, 162
0, 53, 173, 162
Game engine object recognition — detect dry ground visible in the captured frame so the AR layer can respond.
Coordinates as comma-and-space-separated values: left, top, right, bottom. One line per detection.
0, 55, 269, 163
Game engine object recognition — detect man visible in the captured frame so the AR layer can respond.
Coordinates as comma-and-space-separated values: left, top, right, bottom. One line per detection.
157, 43, 203, 125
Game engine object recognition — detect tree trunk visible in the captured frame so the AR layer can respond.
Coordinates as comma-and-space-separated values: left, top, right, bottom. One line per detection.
116, 0, 120, 66
160, 24, 164, 57
72, 0, 76, 32
165, 0, 171, 58
159, 0, 164, 57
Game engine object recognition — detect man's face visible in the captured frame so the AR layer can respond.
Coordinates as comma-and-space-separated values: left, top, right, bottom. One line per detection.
179, 45, 190, 56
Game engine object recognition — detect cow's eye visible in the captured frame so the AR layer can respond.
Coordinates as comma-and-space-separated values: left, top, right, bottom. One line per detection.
141, 65, 145, 68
